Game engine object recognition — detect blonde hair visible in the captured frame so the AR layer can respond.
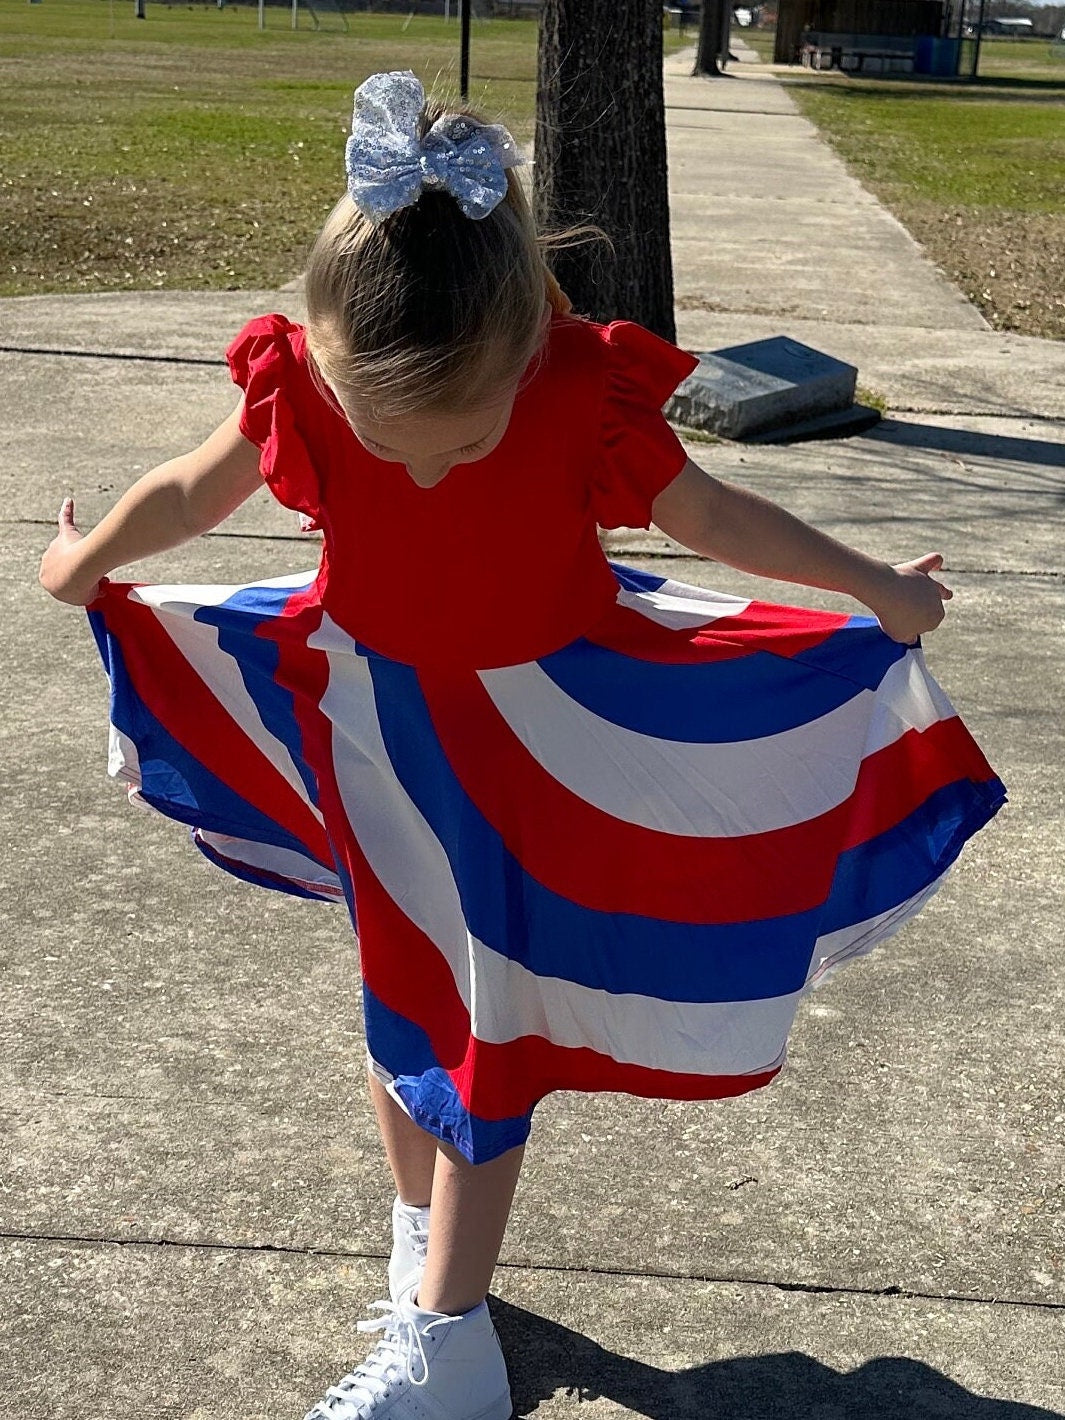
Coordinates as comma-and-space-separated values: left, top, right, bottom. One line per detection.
305, 96, 573, 423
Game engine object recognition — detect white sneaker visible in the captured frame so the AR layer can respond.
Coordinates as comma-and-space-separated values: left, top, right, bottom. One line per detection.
302, 1296, 512, 1420
388, 1197, 430, 1302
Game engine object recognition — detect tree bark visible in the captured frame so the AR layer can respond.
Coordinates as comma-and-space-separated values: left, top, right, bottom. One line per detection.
692, 0, 728, 74
534, 0, 676, 341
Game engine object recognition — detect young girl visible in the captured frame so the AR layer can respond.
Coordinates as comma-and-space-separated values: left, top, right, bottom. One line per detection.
40, 70, 1003, 1420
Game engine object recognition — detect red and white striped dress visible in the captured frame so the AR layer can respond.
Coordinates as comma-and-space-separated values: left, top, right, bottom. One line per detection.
88, 313, 1005, 1163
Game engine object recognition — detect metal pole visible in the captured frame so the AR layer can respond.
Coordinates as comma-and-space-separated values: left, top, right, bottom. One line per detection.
971, 0, 986, 77
460, 0, 471, 99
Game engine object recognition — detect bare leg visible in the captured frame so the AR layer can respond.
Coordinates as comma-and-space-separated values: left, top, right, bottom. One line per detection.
368, 1067, 525, 1316
417, 1138, 525, 1317
368, 1069, 436, 1206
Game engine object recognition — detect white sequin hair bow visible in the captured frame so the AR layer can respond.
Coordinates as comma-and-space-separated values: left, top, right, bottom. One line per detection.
344, 70, 523, 225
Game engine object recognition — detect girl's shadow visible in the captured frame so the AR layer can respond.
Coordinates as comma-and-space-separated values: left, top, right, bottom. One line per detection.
490, 1297, 1062, 1420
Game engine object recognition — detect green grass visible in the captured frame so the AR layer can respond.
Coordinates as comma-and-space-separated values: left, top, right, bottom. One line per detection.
855, 383, 888, 414
792, 88, 1063, 212
786, 42, 1065, 337
0, 0, 540, 293
977, 37, 1065, 84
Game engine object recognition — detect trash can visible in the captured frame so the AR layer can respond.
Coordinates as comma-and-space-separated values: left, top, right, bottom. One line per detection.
914, 35, 961, 76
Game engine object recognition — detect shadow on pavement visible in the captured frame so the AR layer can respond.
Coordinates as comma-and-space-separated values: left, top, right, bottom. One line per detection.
788, 76, 1065, 104
491, 1297, 1063, 1420
871, 419, 1065, 475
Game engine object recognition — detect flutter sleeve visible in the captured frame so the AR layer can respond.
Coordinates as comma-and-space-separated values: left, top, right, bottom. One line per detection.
225, 314, 322, 528
591, 321, 699, 530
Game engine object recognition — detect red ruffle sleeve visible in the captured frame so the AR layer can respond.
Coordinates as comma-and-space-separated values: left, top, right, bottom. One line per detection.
225, 314, 322, 529
590, 321, 699, 530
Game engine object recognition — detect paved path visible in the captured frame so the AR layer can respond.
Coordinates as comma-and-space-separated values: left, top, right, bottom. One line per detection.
662, 50, 1065, 422
664, 50, 986, 332
2, 52, 1063, 1420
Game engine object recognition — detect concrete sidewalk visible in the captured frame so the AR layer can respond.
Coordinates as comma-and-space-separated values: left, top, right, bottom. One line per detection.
2, 54, 1063, 1420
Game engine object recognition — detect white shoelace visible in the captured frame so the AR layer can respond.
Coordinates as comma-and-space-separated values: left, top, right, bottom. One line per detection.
398, 1212, 430, 1268
304, 1300, 460, 1420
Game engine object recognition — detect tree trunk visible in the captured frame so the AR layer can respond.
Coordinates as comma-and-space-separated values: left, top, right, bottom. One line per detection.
692, 0, 728, 74
535, 0, 676, 341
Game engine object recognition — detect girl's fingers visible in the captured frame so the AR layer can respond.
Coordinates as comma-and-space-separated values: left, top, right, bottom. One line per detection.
911, 551, 944, 572
58, 497, 81, 539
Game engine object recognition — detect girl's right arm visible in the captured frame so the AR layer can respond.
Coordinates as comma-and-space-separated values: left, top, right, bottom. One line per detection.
39, 402, 264, 606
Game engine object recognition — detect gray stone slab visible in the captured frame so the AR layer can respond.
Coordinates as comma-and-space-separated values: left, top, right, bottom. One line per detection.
0, 289, 295, 360
664, 107, 813, 136
668, 180, 878, 218
666, 337, 856, 437
0, 349, 302, 538
671, 234, 986, 333
7, 358, 1060, 571
5, 45, 1065, 1418
674, 313, 1065, 420
664, 417, 1065, 575
516, 551, 1063, 1305
667, 125, 871, 191
3, 1239, 1062, 1418
664, 61, 802, 117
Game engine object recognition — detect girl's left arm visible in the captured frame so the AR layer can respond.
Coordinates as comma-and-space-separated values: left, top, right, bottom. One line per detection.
39, 402, 263, 607
651, 458, 952, 644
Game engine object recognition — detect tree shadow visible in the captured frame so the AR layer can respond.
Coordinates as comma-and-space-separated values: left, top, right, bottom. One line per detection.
783, 74, 1065, 104
869, 419, 1065, 476
490, 1297, 1063, 1420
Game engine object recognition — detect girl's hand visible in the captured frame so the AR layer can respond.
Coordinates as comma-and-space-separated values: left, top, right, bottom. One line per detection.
39, 499, 106, 606
870, 552, 953, 644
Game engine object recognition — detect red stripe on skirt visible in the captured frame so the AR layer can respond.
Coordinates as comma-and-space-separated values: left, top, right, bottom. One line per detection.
348, 827, 782, 1122
418, 667, 997, 923
99, 584, 333, 866
585, 598, 851, 663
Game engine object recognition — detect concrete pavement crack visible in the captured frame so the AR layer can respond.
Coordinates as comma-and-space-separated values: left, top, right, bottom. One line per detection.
886, 407, 1065, 423
14, 517, 312, 543
665, 107, 806, 120
0, 344, 225, 367
603, 550, 1063, 578
11, 518, 1064, 575
4, 347, 1063, 432
1, 1229, 1062, 1312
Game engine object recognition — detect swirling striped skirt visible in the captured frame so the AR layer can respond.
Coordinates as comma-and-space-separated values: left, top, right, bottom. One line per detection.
88, 564, 1005, 1163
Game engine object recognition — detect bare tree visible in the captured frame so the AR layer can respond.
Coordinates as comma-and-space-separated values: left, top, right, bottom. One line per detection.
534, 0, 676, 341
692, 0, 730, 75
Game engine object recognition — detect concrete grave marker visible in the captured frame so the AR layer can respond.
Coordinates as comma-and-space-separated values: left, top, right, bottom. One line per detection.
665, 336, 864, 441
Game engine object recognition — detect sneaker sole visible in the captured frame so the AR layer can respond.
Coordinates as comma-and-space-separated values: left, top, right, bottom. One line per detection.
468, 1397, 512, 1420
